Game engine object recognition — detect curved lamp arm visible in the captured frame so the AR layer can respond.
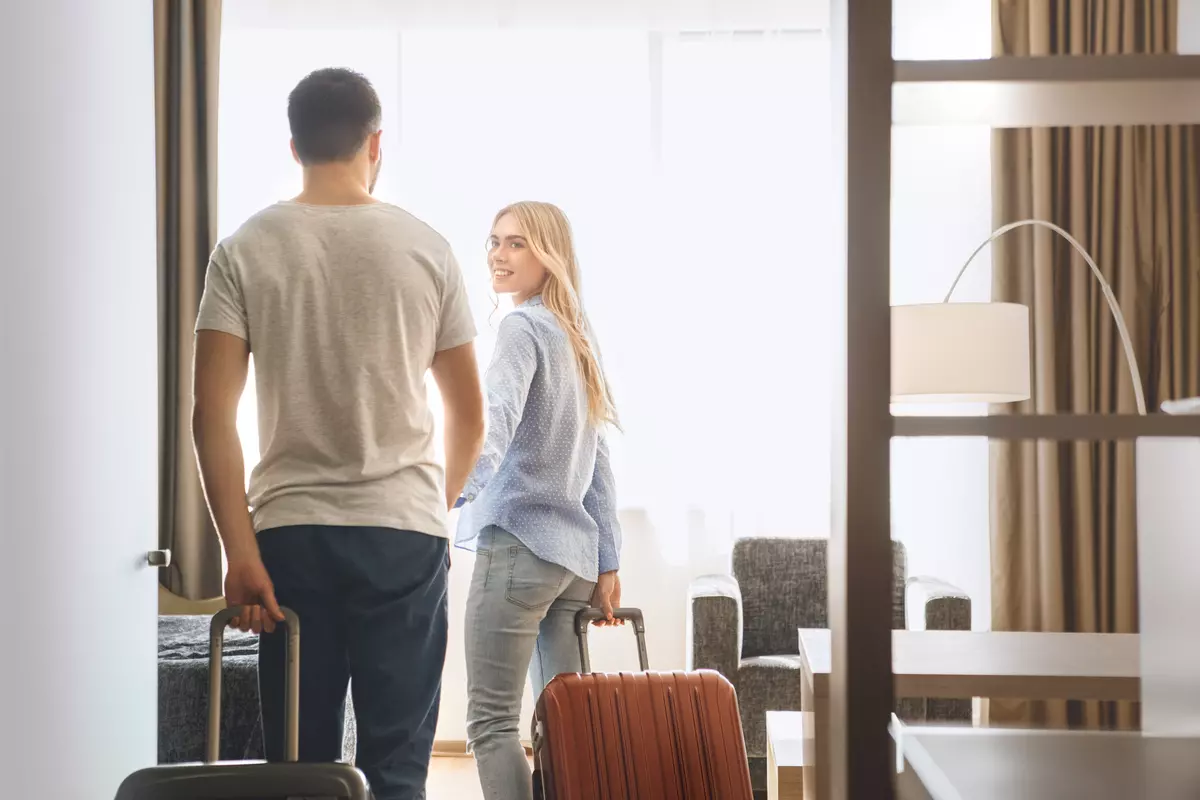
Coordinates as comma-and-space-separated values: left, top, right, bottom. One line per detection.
943, 218, 1147, 416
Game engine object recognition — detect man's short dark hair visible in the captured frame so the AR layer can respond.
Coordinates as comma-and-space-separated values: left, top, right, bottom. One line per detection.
287, 68, 382, 165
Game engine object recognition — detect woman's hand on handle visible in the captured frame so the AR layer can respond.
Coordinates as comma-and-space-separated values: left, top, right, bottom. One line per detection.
590, 571, 622, 626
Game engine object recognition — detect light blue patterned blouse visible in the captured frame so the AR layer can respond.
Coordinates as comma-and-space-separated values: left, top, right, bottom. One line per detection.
454, 296, 621, 582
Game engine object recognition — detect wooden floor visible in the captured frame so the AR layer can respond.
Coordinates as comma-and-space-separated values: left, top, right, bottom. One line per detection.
427, 758, 769, 800
425, 754, 490, 799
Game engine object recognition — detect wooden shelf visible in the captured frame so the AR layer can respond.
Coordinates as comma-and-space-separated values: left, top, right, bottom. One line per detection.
893, 55, 1200, 126
895, 54, 1200, 83
892, 414, 1200, 440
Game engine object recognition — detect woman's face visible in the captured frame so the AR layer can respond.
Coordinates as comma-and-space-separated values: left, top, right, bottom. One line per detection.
488, 213, 547, 305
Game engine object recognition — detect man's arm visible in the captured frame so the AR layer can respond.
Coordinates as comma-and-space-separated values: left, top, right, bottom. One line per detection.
192, 329, 282, 631
192, 330, 255, 561
431, 341, 486, 510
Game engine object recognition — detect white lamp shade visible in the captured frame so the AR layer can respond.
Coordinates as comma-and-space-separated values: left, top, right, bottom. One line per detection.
891, 302, 1031, 404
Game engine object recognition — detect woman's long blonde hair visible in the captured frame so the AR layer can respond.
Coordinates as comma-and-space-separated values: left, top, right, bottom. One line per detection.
495, 201, 618, 428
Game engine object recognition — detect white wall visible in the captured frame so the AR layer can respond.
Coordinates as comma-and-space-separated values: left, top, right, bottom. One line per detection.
224, 0, 830, 31
0, 1, 160, 796
1182, 0, 1200, 53
890, 0, 994, 631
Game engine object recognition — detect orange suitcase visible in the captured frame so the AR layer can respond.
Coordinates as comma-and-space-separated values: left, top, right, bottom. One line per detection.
532, 608, 754, 800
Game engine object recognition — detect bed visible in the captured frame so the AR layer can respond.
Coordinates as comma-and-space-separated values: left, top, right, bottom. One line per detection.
157, 594, 357, 764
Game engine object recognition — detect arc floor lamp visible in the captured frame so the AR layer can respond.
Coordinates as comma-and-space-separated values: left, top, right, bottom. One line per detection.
890, 218, 1148, 416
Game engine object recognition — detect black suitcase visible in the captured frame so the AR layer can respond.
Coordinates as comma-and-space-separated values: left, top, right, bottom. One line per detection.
115, 607, 371, 799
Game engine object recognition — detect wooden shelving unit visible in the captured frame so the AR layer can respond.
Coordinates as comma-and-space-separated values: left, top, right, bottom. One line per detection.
894, 54, 1200, 126
831, 4, 1200, 799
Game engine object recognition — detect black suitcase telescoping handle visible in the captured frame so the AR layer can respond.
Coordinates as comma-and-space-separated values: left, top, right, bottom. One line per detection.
574, 607, 649, 673
207, 607, 301, 764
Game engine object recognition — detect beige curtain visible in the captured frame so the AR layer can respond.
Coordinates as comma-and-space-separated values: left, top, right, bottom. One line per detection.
990, 0, 1200, 729
156, 0, 224, 600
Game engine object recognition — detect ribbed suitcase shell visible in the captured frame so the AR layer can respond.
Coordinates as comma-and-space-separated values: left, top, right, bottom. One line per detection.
533, 613, 753, 800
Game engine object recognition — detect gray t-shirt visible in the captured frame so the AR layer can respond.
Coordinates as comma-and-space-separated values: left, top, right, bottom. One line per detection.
195, 201, 477, 539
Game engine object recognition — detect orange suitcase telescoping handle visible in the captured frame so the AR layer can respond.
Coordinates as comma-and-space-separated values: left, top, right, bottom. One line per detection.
207, 607, 301, 764
574, 607, 650, 672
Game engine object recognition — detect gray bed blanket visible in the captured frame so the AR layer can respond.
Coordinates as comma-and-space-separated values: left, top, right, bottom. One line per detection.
157, 615, 356, 764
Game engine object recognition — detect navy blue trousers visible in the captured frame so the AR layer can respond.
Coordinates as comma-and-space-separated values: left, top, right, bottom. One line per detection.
257, 525, 449, 800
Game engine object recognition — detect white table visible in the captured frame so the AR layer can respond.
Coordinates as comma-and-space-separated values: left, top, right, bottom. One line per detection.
798, 629, 1141, 800
766, 710, 811, 800
892, 724, 1200, 800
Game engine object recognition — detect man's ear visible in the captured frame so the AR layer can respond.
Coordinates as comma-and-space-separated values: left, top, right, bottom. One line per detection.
368, 130, 383, 162
290, 139, 302, 165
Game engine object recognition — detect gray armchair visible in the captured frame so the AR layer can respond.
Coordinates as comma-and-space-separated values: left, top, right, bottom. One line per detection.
687, 537, 971, 791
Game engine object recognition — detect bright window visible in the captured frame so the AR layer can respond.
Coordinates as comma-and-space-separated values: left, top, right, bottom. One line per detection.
218, 25, 835, 561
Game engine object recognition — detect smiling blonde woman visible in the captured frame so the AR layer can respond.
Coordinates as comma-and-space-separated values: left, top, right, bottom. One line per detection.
454, 201, 623, 800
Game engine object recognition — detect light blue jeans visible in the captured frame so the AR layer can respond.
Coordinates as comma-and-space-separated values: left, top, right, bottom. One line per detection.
465, 526, 596, 800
